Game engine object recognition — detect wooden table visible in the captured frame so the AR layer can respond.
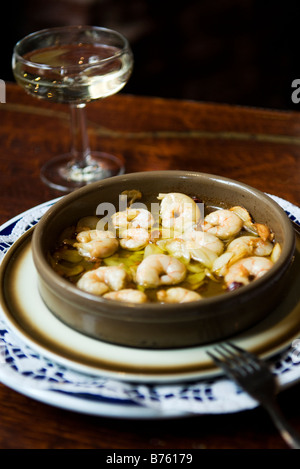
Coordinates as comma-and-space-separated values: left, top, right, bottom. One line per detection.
0, 82, 299, 450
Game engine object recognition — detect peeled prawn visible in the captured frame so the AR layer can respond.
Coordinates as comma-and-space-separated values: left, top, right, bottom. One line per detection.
166, 230, 224, 268
103, 289, 148, 303
119, 228, 150, 251
136, 254, 187, 288
224, 256, 273, 289
203, 209, 243, 240
157, 287, 202, 303
212, 235, 274, 275
74, 230, 118, 259
111, 208, 154, 230
227, 235, 273, 258
77, 265, 130, 295
158, 192, 202, 233
181, 229, 224, 256
230, 206, 272, 241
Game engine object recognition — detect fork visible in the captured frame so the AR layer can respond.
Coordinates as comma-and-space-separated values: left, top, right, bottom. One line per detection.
207, 342, 300, 449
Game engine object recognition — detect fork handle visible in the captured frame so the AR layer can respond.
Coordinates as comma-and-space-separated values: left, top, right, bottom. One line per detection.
263, 399, 300, 449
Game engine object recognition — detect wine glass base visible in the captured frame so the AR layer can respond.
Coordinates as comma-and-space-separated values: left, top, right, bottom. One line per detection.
40, 152, 125, 192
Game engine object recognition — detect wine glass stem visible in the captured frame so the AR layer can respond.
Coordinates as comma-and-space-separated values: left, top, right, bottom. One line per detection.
70, 103, 91, 168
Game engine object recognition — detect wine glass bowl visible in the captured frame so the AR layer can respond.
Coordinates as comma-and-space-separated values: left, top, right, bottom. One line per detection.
12, 25, 133, 191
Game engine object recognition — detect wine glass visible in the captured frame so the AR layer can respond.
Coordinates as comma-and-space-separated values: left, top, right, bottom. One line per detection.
12, 25, 133, 192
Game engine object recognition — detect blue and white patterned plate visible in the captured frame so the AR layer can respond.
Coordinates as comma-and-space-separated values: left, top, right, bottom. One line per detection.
0, 196, 300, 419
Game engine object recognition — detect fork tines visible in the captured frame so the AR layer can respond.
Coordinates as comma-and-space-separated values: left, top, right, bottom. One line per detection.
207, 342, 300, 449
207, 342, 267, 376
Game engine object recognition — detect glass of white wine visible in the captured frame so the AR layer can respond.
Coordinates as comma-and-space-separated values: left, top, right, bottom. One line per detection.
12, 25, 133, 192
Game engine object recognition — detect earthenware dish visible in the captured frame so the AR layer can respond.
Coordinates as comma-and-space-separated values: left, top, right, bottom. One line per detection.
31, 171, 295, 348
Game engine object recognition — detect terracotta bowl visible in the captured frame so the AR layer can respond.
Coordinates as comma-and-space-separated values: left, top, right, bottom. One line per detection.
32, 171, 295, 348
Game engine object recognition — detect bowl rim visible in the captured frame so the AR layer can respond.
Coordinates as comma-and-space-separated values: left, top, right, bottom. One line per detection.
32, 170, 296, 320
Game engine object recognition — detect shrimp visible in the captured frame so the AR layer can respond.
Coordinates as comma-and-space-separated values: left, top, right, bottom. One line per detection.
227, 235, 273, 258
203, 209, 243, 240
157, 287, 202, 303
103, 289, 148, 303
212, 235, 274, 275
224, 256, 273, 289
158, 192, 202, 233
77, 265, 129, 295
166, 230, 224, 268
74, 229, 118, 259
119, 228, 150, 251
230, 206, 273, 241
181, 229, 224, 256
136, 254, 187, 288
111, 208, 154, 230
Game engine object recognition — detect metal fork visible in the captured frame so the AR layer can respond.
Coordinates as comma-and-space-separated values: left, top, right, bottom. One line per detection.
207, 342, 300, 449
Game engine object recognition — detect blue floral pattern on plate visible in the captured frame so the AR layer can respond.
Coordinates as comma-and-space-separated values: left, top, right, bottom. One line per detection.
0, 196, 299, 418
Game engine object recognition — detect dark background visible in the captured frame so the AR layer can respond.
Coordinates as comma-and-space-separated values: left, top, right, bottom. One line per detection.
2, 0, 299, 110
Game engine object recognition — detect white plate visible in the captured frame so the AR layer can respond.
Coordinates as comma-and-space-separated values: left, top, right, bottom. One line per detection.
0, 197, 300, 418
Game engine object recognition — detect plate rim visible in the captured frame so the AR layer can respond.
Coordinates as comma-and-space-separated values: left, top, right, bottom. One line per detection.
0, 195, 300, 418
0, 203, 300, 384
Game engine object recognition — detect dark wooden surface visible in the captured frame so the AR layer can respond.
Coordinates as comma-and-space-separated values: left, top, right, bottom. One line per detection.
0, 83, 299, 449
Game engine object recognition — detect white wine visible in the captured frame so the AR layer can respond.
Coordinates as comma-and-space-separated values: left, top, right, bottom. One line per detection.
13, 43, 133, 104
12, 26, 132, 189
